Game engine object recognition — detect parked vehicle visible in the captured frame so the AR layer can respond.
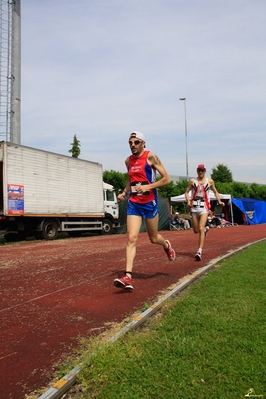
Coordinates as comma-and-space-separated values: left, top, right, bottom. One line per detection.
0, 141, 119, 240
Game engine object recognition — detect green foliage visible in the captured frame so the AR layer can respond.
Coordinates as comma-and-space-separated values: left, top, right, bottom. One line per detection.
211, 163, 233, 183
231, 181, 250, 198
158, 179, 189, 200
69, 134, 81, 158
215, 181, 249, 198
175, 179, 189, 195
157, 179, 178, 199
210, 181, 266, 201
257, 185, 266, 201
249, 183, 266, 201
103, 170, 128, 194
250, 183, 261, 199
102, 166, 266, 201
215, 181, 233, 195
171, 180, 191, 213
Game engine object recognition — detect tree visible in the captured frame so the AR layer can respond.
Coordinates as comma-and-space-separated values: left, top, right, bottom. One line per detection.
69, 134, 81, 158
157, 179, 178, 199
249, 183, 266, 201
231, 182, 249, 198
214, 181, 233, 196
211, 164, 233, 183
102, 168, 265, 204
258, 185, 266, 201
103, 170, 128, 194
175, 180, 190, 196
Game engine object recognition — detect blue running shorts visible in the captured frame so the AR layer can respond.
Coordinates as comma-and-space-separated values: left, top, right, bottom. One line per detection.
127, 199, 158, 219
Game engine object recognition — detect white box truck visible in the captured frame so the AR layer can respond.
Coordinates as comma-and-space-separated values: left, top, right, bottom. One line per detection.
0, 141, 119, 240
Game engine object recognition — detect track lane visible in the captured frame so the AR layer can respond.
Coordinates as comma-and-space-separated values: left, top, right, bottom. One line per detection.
0, 225, 265, 398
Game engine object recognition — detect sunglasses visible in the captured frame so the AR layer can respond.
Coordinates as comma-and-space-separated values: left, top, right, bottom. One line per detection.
129, 140, 142, 146
197, 168, 206, 172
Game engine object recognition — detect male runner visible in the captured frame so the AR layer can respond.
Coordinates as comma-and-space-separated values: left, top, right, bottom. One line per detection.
114, 131, 175, 290
185, 164, 225, 261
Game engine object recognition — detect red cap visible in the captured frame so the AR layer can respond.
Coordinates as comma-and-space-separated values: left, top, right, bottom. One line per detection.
197, 164, 206, 170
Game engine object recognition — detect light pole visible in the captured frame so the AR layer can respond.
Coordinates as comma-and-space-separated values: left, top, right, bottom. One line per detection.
179, 98, 188, 180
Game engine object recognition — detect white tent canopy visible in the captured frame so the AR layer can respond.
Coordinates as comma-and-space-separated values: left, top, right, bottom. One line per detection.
170, 190, 234, 223
171, 190, 231, 203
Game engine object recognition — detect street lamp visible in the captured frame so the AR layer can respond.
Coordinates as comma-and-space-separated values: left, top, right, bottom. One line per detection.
179, 97, 188, 180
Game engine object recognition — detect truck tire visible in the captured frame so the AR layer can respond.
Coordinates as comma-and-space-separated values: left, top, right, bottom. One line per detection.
102, 219, 113, 235
42, 219, 59, 240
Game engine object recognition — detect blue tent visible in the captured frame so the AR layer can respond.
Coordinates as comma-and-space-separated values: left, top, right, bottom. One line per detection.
232, 198, 266, 225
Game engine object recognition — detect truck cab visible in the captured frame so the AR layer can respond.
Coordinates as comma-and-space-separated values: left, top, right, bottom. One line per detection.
102, 182, 119, 234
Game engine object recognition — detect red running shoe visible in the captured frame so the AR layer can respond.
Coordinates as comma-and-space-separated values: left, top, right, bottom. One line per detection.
164, 240, 175, 261
114, 275, 134, 290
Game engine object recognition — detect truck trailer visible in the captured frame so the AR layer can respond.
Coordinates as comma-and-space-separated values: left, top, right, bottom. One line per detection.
0, 141, 119, 240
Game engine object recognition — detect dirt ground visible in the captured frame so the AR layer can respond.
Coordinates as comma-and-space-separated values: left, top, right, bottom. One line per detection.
0, 225, 265, 399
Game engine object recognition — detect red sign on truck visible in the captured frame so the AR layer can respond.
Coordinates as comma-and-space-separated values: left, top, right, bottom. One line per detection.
7, 184, 24, 215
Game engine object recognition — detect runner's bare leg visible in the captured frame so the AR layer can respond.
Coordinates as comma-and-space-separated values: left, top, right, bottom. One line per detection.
125, 215, 142, 277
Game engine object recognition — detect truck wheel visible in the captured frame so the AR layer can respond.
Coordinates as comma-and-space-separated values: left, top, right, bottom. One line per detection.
42, 219, 58, 240
102, 219, 113, 235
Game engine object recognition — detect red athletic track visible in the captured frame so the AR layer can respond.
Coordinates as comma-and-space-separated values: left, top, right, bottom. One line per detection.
0, 225, 265, 398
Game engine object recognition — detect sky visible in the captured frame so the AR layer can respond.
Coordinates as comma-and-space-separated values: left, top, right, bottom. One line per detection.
19, 0, 266, 184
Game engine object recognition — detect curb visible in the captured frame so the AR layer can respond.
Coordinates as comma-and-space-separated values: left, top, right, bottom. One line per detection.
37, 238, 266, 399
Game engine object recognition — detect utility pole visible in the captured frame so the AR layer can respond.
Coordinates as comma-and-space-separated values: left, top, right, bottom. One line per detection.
11, 0, 21, 144
179, 97, 188, 180
0, 0, 21, 144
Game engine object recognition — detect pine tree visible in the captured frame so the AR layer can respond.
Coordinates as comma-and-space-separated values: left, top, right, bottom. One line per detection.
69, 135, 81, 158
211, 164, 233, 183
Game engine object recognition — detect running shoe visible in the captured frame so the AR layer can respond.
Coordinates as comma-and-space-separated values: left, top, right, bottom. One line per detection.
164, 240, 176, 261
114, 275, 134, 290
204, 226, 209, 237
195, 251, 202, 261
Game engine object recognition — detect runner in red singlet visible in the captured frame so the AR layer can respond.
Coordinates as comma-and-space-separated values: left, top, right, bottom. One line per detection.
114, 131, 175, 290
185, 164, 225, 261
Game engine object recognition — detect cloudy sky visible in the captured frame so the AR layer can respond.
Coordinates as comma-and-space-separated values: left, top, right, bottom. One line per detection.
20, 0, 265, 184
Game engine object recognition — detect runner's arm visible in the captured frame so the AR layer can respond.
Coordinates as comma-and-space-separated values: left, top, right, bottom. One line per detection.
209, 179, 225, 207
185, 178, 194, 208
135, 152, 170, 194
118, 158, 130, 201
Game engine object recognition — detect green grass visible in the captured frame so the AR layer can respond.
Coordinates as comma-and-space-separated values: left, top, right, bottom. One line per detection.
64, 241, 266, 399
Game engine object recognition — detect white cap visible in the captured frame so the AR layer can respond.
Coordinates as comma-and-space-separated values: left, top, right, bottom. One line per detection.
175, 212, 179, 214
130, 131, 145, 141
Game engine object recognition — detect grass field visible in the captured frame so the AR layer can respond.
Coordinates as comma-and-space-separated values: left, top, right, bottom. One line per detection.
56, 240, 266, 399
